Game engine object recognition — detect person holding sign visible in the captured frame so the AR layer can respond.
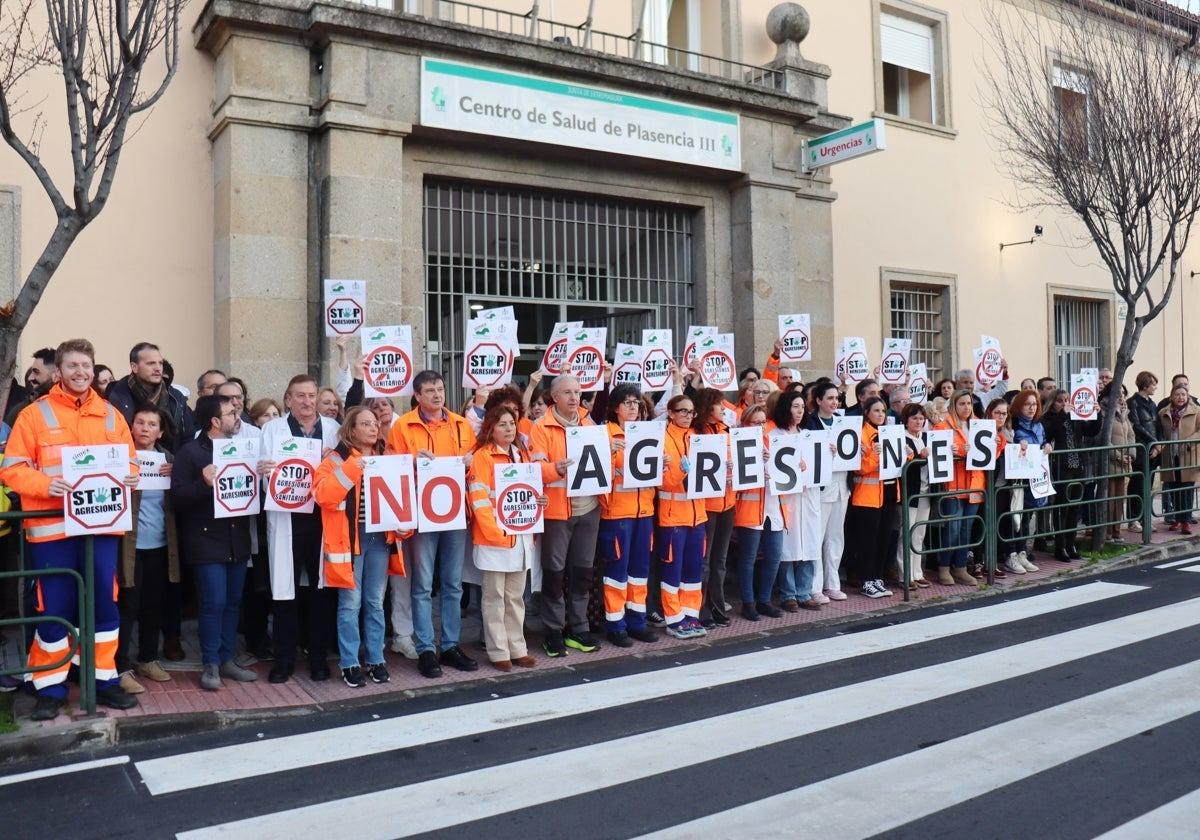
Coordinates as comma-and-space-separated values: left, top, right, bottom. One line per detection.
0, 339, 141, 719
258, 375, 341, 684
171, 395, 258, 692
597, 385, 660, 647
845, 398, 903, 598
467, 406, 544, 671
801, 382, 850, 602
733, 405, 786, 620
657, 395, 708, 639
1157, 384, 1200, 536
313, 407, 407, 688
897, 405, 932, 589
982, 399, 1021, 578
387, 370, 478, 679
1008, 390, 1053, 564
691, 389, 736, 627
932, 390, 987, 587
1043, 389, 1099, 559
768, 391, 823, 612
530, 375, 604, 657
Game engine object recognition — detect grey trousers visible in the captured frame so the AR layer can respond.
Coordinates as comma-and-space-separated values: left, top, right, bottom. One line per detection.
701, 506, 736, 619
539, 506, 601, 634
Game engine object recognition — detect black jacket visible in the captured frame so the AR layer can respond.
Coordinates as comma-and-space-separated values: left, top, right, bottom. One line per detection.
170, 435, 251, 565
1043, 409, 1099, 472
107, 376, 194, 452
1128, 393, 1160, 446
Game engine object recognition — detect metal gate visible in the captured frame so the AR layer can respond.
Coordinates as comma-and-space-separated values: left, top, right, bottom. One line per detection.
1054, 296, 1106, 385
424, 180, 695, 407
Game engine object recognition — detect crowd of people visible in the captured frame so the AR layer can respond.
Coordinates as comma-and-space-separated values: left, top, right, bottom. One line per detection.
0, 335, 1197, 721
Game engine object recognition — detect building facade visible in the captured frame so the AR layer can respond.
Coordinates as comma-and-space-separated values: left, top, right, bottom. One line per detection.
1, 0, 1196, 401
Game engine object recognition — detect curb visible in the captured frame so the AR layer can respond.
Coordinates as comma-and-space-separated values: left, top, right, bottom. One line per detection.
3, 536, 1196, 764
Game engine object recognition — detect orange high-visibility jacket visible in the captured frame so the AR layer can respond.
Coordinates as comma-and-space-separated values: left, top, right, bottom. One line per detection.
935, 417, 987, 503
529, 407, 594, 521
600, 421, 656, 520
0, 385, 137, 543
658, 422, 707, 528
734, 424, 768, 528
387, 407, 475, 458
762, 350, 782, 383
699, 420, 736, 514
467, 443, 531, 549
850, 422, 905, 508
312, 445, 404, 589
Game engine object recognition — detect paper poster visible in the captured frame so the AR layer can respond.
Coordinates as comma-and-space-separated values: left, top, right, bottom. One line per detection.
834, 338, 847, 386
565, 425, 612, 496
685, 433, 729, 500
63, 445, 133, 536
974, 336, 1004, 389
879, 338, 911, 386
363, 455, 417, 533
908, 363, 931, 405
477, 305, 515, 321
831, 415, 863, 472
463, 318, 516, 389
494, 462, 545, 536
136, 450, 170, 491
264, 437, 322, 514
1029, 456, 1057, 499
967, 419, 998, 471
621, 422, 664, 489
213, 437, 262, 519
541, 321, 583, 376
767, 431, 804, 496
612, 344, 645, 387
1070, 372, 1099, 420
362, 325, 416, 398
800, 429, 833, 488
926, 428, 955, 485
564, 327, 607, 392
878, 424, 907, 481
778, 313, 812, 363
323, 279, 366, 337
730, 425, 765, 491
683, 325, 717, 370
1004, 444, 1044, 481
842, 337, 870, 383
698, 332, 737, 391
641, 329, 673, 390
416, 456, 466, 533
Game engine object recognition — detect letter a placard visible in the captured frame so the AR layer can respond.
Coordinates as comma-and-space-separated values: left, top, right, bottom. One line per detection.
63, 445, 132, 536
363, 455, 417, 533
565, 425, 612, 496
417, 456, 466, 533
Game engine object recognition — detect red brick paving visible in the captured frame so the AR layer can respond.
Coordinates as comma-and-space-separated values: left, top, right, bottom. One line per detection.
9, 522, 1196, 731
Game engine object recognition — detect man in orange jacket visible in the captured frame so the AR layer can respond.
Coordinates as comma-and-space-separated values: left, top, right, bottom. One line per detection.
0, 339, 140, 720
386, 370, 478, 679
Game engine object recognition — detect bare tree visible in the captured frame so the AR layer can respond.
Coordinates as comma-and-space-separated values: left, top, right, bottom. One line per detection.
980, 0, 1200, 438
0, 0, 183, 408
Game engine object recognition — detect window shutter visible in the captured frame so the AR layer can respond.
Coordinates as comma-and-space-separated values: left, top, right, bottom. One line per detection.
881, 13, 934, 75
1053, 64, 1089, 95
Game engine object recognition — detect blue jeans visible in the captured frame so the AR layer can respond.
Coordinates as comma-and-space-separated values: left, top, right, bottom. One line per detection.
939, 497, 978, 568
408, 528, 466, 654
736, 523, 783, 606
194, 561, 247, 666
337, 530, 390, 670
777, 560, 816, 603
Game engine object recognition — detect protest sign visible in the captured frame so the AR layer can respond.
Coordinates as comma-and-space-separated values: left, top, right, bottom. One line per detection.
363, 455, 417, 533
621, 422, 664, 489
612, 344, 645, 387
831, 415, 863, 472
362, 325, 416, 398
880, 338, 911, 386
926, 428, 954, 485
265, 437, 321, 514
416, 456, 466, 533
1029, 458, 1057, 500
767, 431, 804, 496
641, 329, 673, 390
908, 363, 931, 405
1070, 372, 1099, 420
541, 321, 583, 375
564, 328, 607, 392
967, 419, 998, 471
213, 437, 262, 519
686, 434, 729, 500
730, 425, 765, 491
495, 462, 544, 535
842, 337, 870, 383
778, 313, 812, 363
323, 279, 366, 337
1004, 444, 1044, 481
698, 332, 737, 391
683, 325, 717, 370
135, 450, 170, 491
879, 424, 907, 481
565, 425, 612, 496
463, 319, 516, 389
800, 429, 833, 488
63, 445, 133, 536
477, 305, 515, 321
974, 336, 1004, 389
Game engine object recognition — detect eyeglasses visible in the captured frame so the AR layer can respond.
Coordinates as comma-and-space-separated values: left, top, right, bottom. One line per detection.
620, 399, 641, 407
672, 408, 695, 416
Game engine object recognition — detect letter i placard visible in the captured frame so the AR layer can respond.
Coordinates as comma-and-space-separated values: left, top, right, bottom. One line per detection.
62, 445, 133, 536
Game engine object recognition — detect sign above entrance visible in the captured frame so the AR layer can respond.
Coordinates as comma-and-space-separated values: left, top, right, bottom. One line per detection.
420, 57, 742, 172
802, 119, 887, 173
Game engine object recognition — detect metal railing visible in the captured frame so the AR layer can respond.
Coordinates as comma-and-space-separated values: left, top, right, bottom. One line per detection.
393, 0, 784, 90
0, 510, 97, 715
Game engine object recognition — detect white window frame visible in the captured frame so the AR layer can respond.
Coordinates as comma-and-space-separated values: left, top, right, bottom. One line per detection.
872, 0, 955, 136
1051, 60, 1095, 158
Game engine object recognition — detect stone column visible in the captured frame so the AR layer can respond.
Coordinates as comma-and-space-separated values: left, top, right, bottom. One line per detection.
209, 33, 314, 398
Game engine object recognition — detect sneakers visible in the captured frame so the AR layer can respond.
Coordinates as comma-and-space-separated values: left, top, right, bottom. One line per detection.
119, 671, 145, 694
1018, 552, 1039, 572
1129, 520, 1143, 533
684, 618, 707, 638
1004, 554, 1026, 575
646, 611, 667, 628
543, 631, 568, 658
200, 664, 221, 691
135, 660, 171, 682
825, 590, 848, 601
390, 635, 418, 660
564, 631, 600, 653
97, 685, 139, 710
366, 663, 390, 684
418, 650, 443, 678
862, 580, 890, 599
342, 666, 367, 688
874, 579, 893, 598
439, 645, 479, 671
810, 592, 831, 605
219, 660, 257, 682
665, 622, 691, 639
606, 631, 634, 648
628, 627, 659, 643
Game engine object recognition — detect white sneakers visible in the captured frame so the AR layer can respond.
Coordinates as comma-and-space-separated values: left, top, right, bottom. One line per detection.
1017, 550, 1039, 572
390, 634, 418, 660
1004, 553, 1027, 575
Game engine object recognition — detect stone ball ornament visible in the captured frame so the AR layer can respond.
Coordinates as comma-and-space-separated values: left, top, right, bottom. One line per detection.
766, 3, 811, 45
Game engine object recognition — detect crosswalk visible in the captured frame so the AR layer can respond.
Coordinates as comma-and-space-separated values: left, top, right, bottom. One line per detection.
6, 574, 1200, 840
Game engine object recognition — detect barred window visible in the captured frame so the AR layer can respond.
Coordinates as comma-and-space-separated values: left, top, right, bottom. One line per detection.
890, 282, 950, 381
1054, 296, 1107, 385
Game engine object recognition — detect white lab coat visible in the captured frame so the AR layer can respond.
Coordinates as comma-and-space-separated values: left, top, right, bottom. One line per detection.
260, 414, 341, 600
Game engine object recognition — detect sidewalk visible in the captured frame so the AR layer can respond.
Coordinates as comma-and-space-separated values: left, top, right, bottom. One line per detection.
2, 522, 1197, 759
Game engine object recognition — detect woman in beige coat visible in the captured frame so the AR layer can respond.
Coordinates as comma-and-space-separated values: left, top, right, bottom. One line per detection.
1101, 383, 1137, 541
1157, 385, 1200, 535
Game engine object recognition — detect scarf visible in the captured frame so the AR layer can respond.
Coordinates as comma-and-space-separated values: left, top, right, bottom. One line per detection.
128, 375, 178, 440
1171, 403, 1188, 430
